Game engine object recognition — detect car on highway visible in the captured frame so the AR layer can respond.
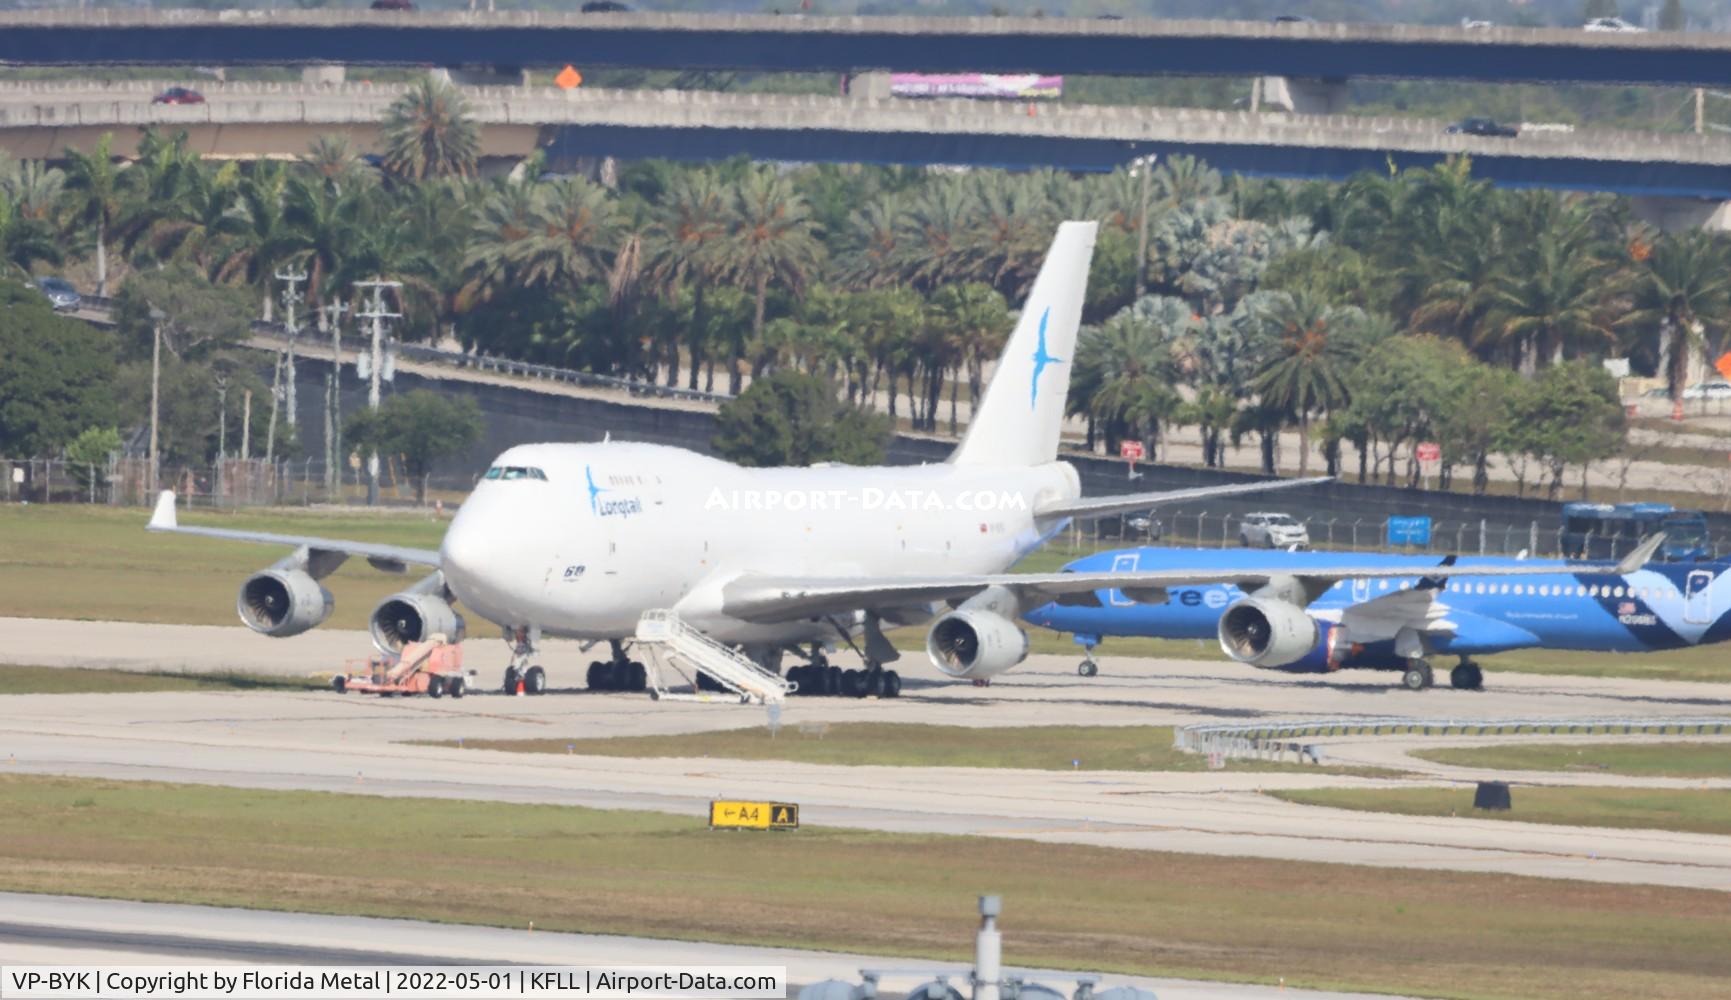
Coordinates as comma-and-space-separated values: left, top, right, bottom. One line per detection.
1682, 379, 1731, 400
1239, 511, 1310, 549
36, 276, 80, 311
370, 0, 415, 10
581, 1, 632, 10
1445, 117, 1518, 137
1270, 14, 1315, 23
1460, 17, 1494, 29
1584, 16, 1643, 31
150, 87, 205, 105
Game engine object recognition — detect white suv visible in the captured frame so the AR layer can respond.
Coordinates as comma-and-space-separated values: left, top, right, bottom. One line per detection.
1240, 512, 1310, 549
1584, 17, 1643, 31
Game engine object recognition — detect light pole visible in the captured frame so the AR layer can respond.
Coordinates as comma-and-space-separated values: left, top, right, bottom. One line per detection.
322, 299, 350, 497
353, 279, 401, 507
148, 307, 165, 497
1129, 153, 1157, 302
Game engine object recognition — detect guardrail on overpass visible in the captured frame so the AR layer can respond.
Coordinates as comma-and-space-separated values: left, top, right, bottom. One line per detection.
9, 83, 1731, 198
5, 10, 1731, 88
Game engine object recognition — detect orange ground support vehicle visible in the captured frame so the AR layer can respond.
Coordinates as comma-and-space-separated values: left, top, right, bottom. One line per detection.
333, 635, 470, 698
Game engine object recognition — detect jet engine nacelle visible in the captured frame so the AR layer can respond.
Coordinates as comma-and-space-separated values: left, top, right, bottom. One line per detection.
1217, 597, 1342, 670
370, 592, 466, 654
236, 569, 334, 638
925, 609, 1030, 679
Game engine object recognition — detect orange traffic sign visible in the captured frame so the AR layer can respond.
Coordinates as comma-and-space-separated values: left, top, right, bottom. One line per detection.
555, 65, 583, 89
1716, 352, 1731, 381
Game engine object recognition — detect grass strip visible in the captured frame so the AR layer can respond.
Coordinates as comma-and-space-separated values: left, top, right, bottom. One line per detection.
1269, 785, 1731, 838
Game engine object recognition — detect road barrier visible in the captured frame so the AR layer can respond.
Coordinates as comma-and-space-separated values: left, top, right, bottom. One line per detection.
1174, 716, 1731, 764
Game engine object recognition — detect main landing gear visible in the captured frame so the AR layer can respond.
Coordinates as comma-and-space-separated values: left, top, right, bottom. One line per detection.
501, 626, 547, 695
1400, 657, 1485, 691
786, 644, 902, 699
587, 639, 648, 693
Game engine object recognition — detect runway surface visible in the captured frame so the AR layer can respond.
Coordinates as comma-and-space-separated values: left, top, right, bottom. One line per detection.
3, 619, 1729, 891
0, 894, 1411, 1000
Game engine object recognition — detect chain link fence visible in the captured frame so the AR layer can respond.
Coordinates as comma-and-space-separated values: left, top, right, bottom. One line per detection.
3, 456, 475, 509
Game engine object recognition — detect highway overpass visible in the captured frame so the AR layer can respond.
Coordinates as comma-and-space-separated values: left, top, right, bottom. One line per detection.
5, 81, 1731, 202
5, 10, 1731, 89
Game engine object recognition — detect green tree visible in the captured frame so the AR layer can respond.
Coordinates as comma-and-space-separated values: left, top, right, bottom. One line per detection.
1583, 0, 1619, 21
926, 282, 1010, 432
716, 169, 825, 394
380, 78, 480, 182
344, 390, 485, 504
1620, 231, 1731, 404
114, 264, 253, 362
645, 169, 728, 389
1073, 311, 1182, 461
60, 134, 127, 296
0, 281, 117, 456
1506, 360, 1627, 499
65, 425, 123, 493
1249, 291, 1365, 476
712, 369, 889, 467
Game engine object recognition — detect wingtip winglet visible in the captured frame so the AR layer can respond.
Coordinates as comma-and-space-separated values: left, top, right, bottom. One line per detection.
147, 490, 177, 531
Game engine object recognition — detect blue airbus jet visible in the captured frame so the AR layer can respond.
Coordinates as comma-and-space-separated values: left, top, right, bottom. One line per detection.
1023, 537, 1730, 691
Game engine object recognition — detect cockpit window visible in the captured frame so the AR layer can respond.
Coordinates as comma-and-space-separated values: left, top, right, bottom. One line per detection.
483, 466, 547, 481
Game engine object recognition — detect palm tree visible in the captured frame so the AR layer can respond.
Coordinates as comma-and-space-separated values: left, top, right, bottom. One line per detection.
513, 177, 620, 293
893, 176, 977, 292
303, 133, 373, 191
716, 168, 825, 394
1250, 291, 1362, 476
1621, 230, 1731, 404
926, 282, 1010, 430
835, 193, 904, 291
132, 160, 245, 275
380, 77, 480, 182
282, 173, 366, 314
645, 169, 728, 388
0, 195, 61, 277
1073, 312, 1181, 460
1480, 224, 1620, 374
60, 134, 126, 295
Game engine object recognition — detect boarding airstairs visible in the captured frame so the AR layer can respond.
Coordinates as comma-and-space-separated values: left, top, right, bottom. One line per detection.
634, 609, 796, 705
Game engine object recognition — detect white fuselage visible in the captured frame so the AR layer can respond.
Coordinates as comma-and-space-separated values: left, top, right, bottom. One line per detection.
439, 441, 1080, 643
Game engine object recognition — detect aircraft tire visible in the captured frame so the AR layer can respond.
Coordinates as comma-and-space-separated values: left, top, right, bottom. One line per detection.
1078, 661, 1098, 677
525, 665, 547, 695
331, 675, 347, 694
826, 665, 843, 695
586, 661, 604, 689
883, 670, 902, 698
629, 661, 648, 691
865, 670, 885, 699
1401, 663, 1433, 691
503, 666, 522, 695
1451, 664, 1484, 691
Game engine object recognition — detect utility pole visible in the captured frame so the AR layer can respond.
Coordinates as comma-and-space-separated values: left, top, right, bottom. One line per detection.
1130, 153, 1156, 301
148, 307, 164, 496
241, 389, 252, 461
1697, 88, 1706, 134
274, 269, 308, 430
353, 280, 401, 507
214, 373, 229, 503
322, 299, 350, 497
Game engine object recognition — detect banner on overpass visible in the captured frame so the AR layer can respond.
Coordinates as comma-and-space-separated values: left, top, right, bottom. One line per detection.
890, 73, 1063, 100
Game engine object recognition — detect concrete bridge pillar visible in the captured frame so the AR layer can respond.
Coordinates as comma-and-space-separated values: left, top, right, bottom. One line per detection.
1629, 196, 1731, 232
849, 71, 893, 100
1259, 76, 1350, 115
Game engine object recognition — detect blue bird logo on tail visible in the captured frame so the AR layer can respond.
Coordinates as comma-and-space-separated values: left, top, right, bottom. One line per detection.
1029, 307, 1061, 409
585, 465, 606, 515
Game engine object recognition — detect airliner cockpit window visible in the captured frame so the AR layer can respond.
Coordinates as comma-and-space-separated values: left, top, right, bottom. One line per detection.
483, 466, 548, 481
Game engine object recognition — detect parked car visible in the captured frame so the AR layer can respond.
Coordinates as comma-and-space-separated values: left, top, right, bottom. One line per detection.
1125, 512, 1163, 541
581, 1, 632, 10
1681, 380, 1731, 400
1584, 16, 1643, 31
36, 276, 80, 311
150, 86, 205, 105
1271, 14, 1315, 23
1460, 17, 1494, 29
1239, 512, 1310, 549
1445, 117, 1518, 138
370, 0, 415, 10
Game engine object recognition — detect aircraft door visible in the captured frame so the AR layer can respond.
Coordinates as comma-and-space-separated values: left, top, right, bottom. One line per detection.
1350, 577, 1370, 604
1108, 552, 1140, 607
1685, 570, 1714, 624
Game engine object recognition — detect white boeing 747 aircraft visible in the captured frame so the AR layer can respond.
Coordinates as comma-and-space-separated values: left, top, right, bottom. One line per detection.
148, 222, 1324, 697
